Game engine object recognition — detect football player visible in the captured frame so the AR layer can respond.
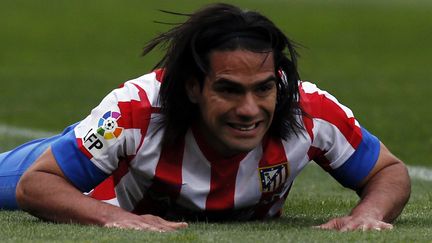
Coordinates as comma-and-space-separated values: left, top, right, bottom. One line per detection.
0, 3, 410, 232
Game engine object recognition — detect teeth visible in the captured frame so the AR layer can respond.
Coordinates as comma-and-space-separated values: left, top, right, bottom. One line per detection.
232, 123, 257, 131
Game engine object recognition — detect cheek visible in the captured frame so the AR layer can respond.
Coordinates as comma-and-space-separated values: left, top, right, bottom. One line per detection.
199, 94, 228, 122
264, 93, 278, 115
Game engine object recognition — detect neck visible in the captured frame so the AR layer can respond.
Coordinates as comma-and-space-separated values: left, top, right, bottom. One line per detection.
191, 124, 247, 161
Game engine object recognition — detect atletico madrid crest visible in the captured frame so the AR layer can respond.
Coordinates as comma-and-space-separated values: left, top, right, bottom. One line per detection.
259, 163, 289, 192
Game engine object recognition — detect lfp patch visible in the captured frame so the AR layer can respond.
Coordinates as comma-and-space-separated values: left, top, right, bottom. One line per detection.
97, 111, 123, 140
259, 163, 289, 193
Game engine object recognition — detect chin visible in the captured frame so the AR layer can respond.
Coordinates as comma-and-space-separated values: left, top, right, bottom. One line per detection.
228, 140, 261, 153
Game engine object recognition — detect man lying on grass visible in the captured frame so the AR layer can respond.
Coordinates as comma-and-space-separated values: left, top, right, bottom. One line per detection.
0, 3, 410, 232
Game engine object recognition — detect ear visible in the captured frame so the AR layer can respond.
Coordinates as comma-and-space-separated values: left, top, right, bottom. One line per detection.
185, 78, 200, 104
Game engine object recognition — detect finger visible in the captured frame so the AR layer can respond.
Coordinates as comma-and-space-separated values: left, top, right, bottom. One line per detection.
105, 216, 188, 232
104, 222, 121, 228
105, 222, 142, 230
161, 220, 188, 229
145, 225, 168, 232
380, 222, 393, 230
105, 221, 153, 231
314, 218, 343, 230
142, 215, 188, 232
336, 219, 365, 232
349, 222, 393, 232
313, 224, 332, 230
314, 223, 335, 230
146, 215, 188, 230
371, 222, 393, 231
105, 220, 168, 232
141, 221, 175, 232
130, 221, 171, 232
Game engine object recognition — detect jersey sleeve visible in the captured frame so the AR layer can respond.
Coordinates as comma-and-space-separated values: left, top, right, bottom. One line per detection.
51, 75, 159, 192
300, 81, 381, 189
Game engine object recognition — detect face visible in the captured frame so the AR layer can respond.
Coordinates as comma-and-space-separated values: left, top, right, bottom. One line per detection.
186, 50, 277, 157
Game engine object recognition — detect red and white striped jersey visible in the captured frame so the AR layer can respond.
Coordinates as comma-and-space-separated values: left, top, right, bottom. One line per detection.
51, 70, 380, 221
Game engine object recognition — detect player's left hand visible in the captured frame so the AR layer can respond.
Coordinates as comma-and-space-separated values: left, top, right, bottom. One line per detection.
314, 215, 393, 232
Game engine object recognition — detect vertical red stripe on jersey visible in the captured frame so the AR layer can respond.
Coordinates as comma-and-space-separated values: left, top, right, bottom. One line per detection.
190, 126, 246, 211
302, 115, 314, 142
299, 84, 362, 149
307, 146, 331, 171
205, 157, 243, 211
260, 137, 288, 166
132, 139, 184, 215
253, 136, 289, 219
117, 83, 153, 154
112, 158, 131, 185
153, 140, 184, 198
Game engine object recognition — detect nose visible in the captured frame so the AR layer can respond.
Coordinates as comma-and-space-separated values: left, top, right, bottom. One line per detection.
235, 92, 260, 118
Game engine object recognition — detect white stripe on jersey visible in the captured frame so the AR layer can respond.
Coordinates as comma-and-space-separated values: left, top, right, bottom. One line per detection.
122, 129, 142, 156
127, 72, 162, 107
113, 83, 141, 102
311, 118, 356, 169
131, 113, 164, 177
282, 128, 311, 178
113, 118, 165, 211
178, 130, 212, 211
234, 148, 262, 208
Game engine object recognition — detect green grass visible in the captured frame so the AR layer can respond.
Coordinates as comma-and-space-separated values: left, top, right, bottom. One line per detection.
1, 0, 431, 165
1, 0, 431, 242
0, 164, 431, 242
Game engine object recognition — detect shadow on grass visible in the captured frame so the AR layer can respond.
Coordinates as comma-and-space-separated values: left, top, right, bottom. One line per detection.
395, 216, 432, 228
189, 214, 329, 232
277, 215, 328, 227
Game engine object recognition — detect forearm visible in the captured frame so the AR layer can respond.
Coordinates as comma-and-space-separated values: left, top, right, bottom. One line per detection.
16, 170, 133, 226
351, 162, 411, 222
16, 148, 187, 232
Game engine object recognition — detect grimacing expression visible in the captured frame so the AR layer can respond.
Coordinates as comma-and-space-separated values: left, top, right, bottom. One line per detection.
186, 50, 277, 157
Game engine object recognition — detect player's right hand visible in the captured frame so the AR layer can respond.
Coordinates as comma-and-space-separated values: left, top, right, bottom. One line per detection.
104, 214, 188, 232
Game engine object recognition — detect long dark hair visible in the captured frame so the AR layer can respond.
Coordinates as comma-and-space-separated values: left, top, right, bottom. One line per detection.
143, 3, 303, 146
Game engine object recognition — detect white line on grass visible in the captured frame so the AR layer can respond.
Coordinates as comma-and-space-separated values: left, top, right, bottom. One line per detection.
1, 123, 431, 182
0, 124, 56, 139
407, 166, 432, 182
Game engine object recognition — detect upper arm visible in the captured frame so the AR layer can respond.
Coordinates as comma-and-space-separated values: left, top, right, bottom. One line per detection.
16, 147, 74, 206
24, 147, 66, 178
357, 142, 405, 189
299, 82, 407, 192
43, 80, 152, 192
20, 82, 141, 192
299, 82, 380, 188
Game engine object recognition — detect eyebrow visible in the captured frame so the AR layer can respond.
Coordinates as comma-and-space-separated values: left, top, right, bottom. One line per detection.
214, 75, 277, 87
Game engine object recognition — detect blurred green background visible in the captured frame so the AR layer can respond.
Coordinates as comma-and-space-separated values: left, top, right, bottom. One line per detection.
1, 0, 431, 166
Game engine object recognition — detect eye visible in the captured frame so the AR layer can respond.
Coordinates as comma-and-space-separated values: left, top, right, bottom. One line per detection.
214, 85, 242, 95
255, 82, 275, 96
222, 87, 239, 94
